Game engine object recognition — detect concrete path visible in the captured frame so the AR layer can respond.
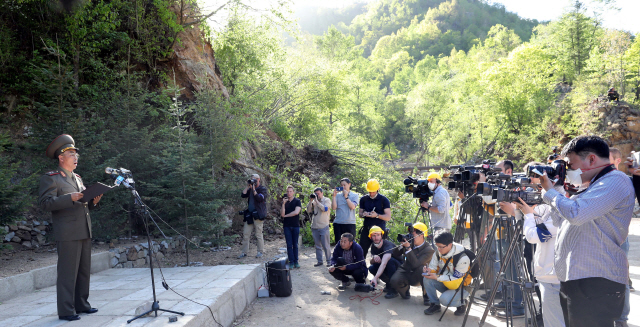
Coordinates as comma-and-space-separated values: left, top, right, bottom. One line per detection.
0, 264, 263, 327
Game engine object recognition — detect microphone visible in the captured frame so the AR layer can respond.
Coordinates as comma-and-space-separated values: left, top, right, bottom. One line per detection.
105, 167, 132, 175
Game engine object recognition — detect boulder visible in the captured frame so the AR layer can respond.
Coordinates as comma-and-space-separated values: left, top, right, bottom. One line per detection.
627, 121, 640, 133
8, 225, 17, 231
11, 236, 21, 243
17, 225, 32, 231
110, 257, 119, 268
22, 241, 32, 248
155, 252, 165, 260
15, 230, 31, 241
35, 225, 46, 231
4, 232, 15, 242
135, 258, 146, 267
32, 220, 41, 226
36, 234, 46, 245
119, 254, 127, 264
127, 249, 138, 261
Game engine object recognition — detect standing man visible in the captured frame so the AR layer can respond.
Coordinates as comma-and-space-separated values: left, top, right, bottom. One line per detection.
540, 135, 633, 327
306, 187, 332, 267
389, 222, 435, 304
420, 172, 451, 233
331, 178, 359, 244
39, 134, 102, 321
239, 173, 268, 259
281, 185, 302, 268
358, 179, 391, 257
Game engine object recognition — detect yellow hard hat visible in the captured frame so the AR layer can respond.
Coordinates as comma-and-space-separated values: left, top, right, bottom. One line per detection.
366, 179, 380, 192
413, 222, 428, 234
368, 225, 384, 238
443, 278, 464, 290
426, 172, 441, 180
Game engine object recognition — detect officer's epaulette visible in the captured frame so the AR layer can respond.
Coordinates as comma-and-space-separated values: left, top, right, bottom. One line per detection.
46, 171, 60, 176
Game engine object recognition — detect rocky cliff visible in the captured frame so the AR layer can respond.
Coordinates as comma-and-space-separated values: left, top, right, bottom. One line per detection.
594, 97, 640, 172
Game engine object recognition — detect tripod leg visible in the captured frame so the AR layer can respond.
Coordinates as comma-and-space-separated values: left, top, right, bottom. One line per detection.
158, 308, 186, 316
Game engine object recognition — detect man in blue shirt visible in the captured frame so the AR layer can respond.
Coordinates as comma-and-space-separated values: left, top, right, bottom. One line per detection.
331, 178, 359, 244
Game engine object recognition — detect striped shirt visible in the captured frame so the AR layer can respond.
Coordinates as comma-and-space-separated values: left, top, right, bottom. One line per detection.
542, 169, 634, 285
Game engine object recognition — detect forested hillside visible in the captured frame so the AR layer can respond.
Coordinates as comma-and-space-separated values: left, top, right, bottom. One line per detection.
1, 0, 639, 246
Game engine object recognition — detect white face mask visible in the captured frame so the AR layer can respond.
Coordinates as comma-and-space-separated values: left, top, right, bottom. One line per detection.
565, 168, 583, 186
373, 241, 383, 249
428, 182, 436, 190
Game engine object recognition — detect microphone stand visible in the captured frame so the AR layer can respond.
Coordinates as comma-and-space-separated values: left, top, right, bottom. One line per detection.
113, 175, 185, 323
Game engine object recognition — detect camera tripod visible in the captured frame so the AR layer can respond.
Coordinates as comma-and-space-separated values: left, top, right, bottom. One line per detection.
120, 178, 185, 323
453, 193, 484, 253
461, 210, 539, 327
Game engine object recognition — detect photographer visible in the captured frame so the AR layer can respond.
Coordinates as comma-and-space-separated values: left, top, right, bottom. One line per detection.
515, 165, 565, 327
239, 174, 268, 259
282, 185, 302, 269
540, 135, 633, 327
328, 233, 367, 290
358, 179, 391, 257
420, 172, 451, 233
332, 178, 360, 244
423, 231, 472, 316
609, 87, 620, 102
389, 222, 435, 304
306, 187, 332, 267
366, 226, 403, 298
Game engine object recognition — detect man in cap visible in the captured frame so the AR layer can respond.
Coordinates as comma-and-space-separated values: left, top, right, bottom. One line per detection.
367, 226, 402, 298
39, 134, 102, 321
389, 222, 435, 304
358, 179, 391, 257
239, 173, 268, 258
421, 172, 451, 233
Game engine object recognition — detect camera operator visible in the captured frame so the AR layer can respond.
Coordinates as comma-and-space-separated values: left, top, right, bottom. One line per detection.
332, 178, 360, 244
239, 174, 268, 259
328, 233, 367, 290
514, 164, 565, 327
539, 135, 634, 327
423, 231, 472, 316
282, 185, 302, 269
358, 179, 391, 257
420, 172, 451, 233
367, 226, 403, 298
306, 187, 332, 267
389, 222, 435, 304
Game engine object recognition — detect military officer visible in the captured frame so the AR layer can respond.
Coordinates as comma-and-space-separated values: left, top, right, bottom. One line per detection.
38, 134, 102, 321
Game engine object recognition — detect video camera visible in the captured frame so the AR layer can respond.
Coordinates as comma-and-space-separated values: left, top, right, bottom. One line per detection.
396, 222, 414, 243
403, 176, 434, 202
493, 189, 544, 205
448, 160, 501, 196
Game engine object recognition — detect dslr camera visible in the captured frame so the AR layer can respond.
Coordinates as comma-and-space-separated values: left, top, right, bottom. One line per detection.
247, 178, 257, 185
309, 193, 316, 199
404, 176, 434, 202
397, 222, 414, 243
526, 159, 566, 186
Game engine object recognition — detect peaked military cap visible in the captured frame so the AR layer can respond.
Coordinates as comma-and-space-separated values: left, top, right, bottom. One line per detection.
45, 134, 78, 159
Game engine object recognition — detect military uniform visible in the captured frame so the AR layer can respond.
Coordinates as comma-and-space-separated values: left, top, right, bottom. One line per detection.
38, 134, 98, 319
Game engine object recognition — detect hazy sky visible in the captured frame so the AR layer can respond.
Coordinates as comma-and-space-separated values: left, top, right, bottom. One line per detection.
200, 0, 640, 34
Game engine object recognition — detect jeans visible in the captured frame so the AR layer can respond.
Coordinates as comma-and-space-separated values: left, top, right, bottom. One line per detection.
540, 282, 565, 327
312, 226, 331, 264
618, 237, 630, 322
424, 277, 469, 307
369, 257, 402, 286
241, 220, 264, 254
283, 226, 300, 265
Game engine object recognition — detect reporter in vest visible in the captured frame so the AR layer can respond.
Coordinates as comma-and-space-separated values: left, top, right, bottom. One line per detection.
540, 135, 633, 327
39, 134, 102, 321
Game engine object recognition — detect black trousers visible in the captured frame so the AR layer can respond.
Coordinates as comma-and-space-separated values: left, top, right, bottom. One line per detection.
359, 226, 373, 257
560, 277, 625, 327
329, 267, 367, 284
332, 223, 356, 244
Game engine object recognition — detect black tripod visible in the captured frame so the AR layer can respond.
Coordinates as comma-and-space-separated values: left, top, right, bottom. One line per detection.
121, 178, 185, 323
460, 209, 539, 327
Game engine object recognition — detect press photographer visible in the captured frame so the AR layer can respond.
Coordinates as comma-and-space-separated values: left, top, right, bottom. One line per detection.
306, 187, 332, 267
388, 223, 434, 304
238, 174, 268, 259
420, 172, 451, 233
540, 135, 634, 327
358, 179, 391, 257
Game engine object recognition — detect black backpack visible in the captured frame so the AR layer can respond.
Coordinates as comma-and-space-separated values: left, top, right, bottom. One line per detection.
438, 247, 479, 279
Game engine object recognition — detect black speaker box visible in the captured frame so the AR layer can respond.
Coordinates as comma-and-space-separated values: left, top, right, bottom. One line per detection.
266, 257, 292, 297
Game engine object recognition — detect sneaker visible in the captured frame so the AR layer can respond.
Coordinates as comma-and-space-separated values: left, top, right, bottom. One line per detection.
496, 309, 525, 319
294, 263, 301, 269
424, 304, 442, 315
338, 281, 351, 290
454, 303, 467, 316
314, 262, 324, 267
326, 263, 332, 267
493, 301, 506, 309
630, 285, 635, 292
237, 253, 247, 259
256, 252, 263, 258
400, 289, 411, 299
384, 291, 399, 299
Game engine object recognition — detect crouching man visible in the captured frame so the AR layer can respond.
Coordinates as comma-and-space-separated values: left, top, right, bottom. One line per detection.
328, 233, 367, 290
367, 226, 403, 297
388, 222, 434, 304
423, 231, 472, 316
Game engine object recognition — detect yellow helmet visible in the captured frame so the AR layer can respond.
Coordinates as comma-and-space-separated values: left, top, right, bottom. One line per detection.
426, 172, 441, 181
443, 278, 464, 290
413, 222, 428, 234
366, 179, 380, 192
368, 225, 384, 238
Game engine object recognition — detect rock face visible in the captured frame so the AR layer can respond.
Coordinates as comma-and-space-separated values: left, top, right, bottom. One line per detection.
166, 3, 229, 100
594, 97, 640, 174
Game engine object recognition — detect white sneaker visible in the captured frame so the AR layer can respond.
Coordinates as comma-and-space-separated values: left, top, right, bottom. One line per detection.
256, 252, 263, 258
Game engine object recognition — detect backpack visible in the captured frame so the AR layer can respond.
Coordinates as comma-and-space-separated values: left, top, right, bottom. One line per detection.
438, 247, 479, 279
